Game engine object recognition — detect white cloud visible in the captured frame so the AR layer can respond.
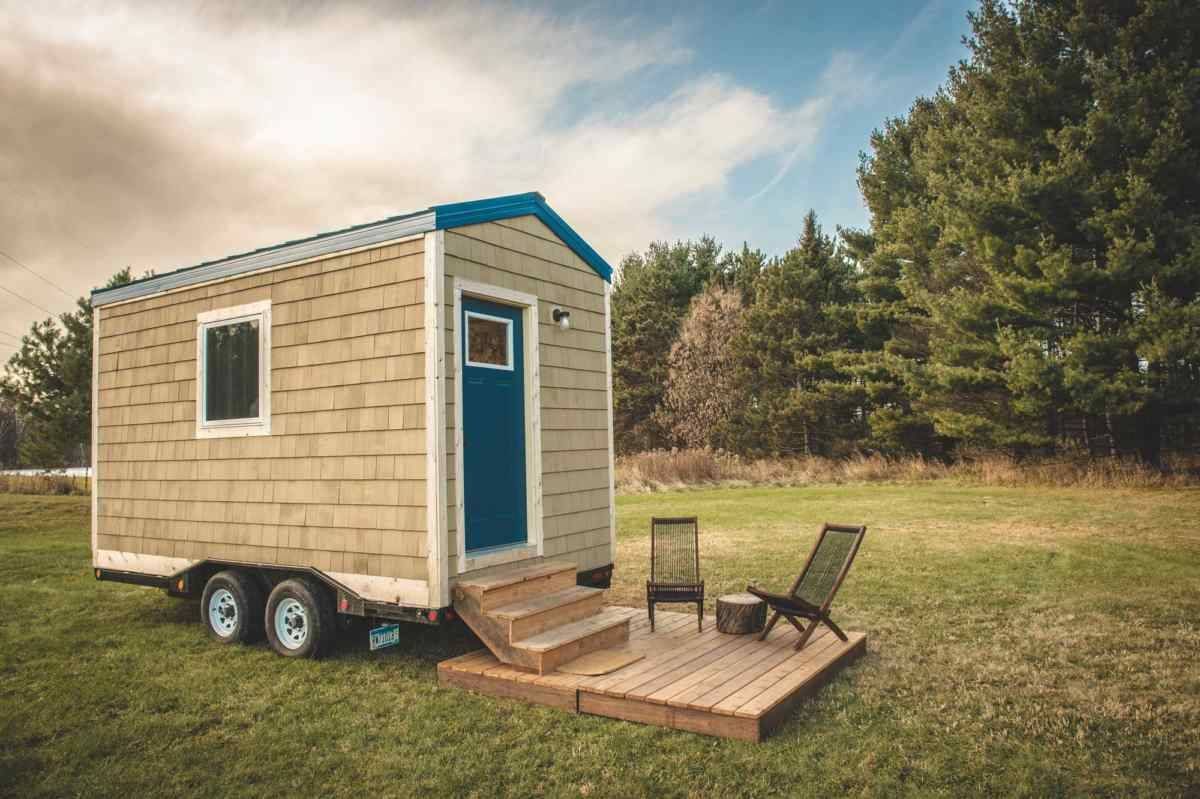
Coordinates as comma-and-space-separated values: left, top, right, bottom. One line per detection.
742, 51, 865, 203
0, 0, 833, 337
544, 76, 828, 247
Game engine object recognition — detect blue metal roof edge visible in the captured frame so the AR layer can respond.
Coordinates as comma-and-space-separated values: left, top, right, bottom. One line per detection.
433, 192, 613, 283
90, 192, 611, 307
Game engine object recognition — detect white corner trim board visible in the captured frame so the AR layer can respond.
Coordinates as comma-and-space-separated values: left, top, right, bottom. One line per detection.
604, 282, 617, 559
91, 306, 100, 565
424, 230, 450, 608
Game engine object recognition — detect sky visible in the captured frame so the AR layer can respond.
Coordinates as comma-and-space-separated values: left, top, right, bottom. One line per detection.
0, 0, 974, 352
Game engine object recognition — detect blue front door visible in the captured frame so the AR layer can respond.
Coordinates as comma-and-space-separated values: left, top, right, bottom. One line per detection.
461, 296, 528, 553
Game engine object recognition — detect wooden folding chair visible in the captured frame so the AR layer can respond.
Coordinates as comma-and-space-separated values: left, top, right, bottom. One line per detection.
746, 523, 866, 650
647, 516, 704, 632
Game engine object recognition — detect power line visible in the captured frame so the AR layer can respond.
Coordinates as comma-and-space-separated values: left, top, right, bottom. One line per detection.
0, 248, 74, 300
0, 330, 22, 343
0, 283, 57, 316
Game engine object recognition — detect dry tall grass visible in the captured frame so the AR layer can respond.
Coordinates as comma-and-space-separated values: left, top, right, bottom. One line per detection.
616, 449, 1200, 492
0, 474, 90, 496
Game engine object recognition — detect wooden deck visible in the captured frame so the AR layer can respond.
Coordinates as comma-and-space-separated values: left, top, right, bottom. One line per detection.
438, 608, 866, 742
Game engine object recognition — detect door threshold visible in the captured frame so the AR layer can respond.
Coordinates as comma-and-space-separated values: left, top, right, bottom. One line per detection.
460, 542, 538, 575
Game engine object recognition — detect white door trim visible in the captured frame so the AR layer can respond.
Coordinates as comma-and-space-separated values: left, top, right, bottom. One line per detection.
453, 277, 544, 575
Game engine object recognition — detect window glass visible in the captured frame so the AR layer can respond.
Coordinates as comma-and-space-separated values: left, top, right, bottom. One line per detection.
468, 316, 510, 367
205, 319, 260, 421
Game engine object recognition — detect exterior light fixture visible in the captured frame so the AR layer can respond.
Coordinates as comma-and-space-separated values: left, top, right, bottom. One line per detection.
552, 307, 571, 330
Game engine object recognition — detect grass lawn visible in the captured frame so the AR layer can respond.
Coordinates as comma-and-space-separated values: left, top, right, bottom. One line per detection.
1, 485, 1198, 798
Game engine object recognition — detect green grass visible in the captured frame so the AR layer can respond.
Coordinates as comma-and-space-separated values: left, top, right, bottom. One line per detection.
2, 486, 1198, 798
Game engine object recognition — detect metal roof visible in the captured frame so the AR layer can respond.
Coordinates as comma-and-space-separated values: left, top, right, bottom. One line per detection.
91, 192, 612, 307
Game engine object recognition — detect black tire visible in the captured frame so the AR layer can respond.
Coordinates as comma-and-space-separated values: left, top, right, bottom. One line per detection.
200, 570, 265, 645
265, 577, 335, 659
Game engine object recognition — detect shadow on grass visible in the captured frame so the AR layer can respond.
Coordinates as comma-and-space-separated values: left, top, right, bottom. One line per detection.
136, 593, 487, 665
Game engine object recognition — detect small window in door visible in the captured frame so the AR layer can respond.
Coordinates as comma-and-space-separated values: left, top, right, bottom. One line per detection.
465, 311, 513, 370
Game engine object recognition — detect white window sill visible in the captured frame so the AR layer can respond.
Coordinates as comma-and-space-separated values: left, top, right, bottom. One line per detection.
196, 421, 271, 439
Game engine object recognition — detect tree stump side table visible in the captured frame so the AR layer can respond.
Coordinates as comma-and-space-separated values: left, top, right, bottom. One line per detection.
716, 593, 767, 635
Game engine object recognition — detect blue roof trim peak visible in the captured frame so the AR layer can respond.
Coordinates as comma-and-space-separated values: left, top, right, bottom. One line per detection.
90, 191, 611, 307
433, 192, 613, 283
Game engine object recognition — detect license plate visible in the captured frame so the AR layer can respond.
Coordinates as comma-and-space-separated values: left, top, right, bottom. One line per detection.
369, 623, 401, 651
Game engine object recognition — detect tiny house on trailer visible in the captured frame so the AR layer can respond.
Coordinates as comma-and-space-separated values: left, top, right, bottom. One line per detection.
92, 193, 621, 661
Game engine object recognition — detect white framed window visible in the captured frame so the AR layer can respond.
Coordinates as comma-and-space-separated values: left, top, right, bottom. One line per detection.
464, 310, 514, 371
196, 300, 271, 438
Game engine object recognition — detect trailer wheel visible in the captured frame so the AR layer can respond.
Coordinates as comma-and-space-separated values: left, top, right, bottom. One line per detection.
265, 577, 334, 659
201, 570, 264, 644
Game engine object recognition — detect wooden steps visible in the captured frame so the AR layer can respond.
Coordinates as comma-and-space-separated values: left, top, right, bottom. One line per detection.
459, 560, 578, 611
513, 607, 636, 673
491, 585, 606, 640
452, 560, 630, 674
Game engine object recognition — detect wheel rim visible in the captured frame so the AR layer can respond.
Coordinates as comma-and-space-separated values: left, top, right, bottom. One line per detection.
208, 588, 238, 637
274, 598, 308, 650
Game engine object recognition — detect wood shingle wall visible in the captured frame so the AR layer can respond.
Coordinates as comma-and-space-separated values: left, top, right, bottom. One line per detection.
95, 238, 429, 591
443, 216, 613, 576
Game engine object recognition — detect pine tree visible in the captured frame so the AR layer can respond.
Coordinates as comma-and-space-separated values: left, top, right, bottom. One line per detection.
732, 212, 861, 455
858, 0, 1200, 463
835, 226, 941, 454
1, 268, 134, 466
610, 238, 720, 452
0, 401, 21, 469
714, 243, 768, 306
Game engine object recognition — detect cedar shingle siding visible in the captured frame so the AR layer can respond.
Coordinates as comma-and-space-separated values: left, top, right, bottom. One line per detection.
96, 238, 429, 583
443, 217, 611, 574
94, 212, 614, 606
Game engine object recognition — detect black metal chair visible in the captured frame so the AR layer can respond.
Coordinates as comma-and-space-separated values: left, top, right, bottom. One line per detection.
746, 523, 866, 651
647, 516, 704, 632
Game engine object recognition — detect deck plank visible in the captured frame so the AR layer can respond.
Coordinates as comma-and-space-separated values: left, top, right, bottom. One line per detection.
630, 620, 801, 704
733, 633, 865, 718
688, 630, 834, 712
625, 613, 651, 636
645, 634, 776, 706
585, 624, 726, 696
437, 605, 865, 742
441, 649, 502, 674
626, 632, 757, 702
712, 633, 844, 716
